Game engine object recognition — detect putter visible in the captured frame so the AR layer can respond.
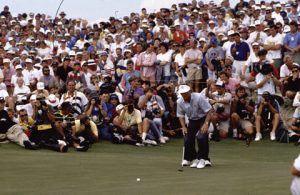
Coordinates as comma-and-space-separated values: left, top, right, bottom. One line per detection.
178, 134, 185, 172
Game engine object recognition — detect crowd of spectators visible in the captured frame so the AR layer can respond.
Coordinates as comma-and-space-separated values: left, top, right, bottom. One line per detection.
1, 0, 300, 152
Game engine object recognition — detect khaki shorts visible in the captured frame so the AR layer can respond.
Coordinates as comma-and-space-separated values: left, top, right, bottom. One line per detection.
187, 68, 202, 81
219, 120, 230, 132
240, 119, 253, 129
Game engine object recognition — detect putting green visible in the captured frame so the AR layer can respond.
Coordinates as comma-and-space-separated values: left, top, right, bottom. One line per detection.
0, 139, 297, 195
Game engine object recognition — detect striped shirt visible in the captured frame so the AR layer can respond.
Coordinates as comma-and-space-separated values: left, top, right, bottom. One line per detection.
59, 91, 88, 116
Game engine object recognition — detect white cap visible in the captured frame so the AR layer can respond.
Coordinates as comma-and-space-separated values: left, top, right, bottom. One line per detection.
174, 21, 180, 26
46, 94, 59, 107
37, 82, 45, 90
228, 30, 235, 36
21, 50, 29, 55
177, 85, 191, 94
3, 58, 10, 63
81, 61, 88, 66
215, 80, 225, 87
15, 65, 23, 70
284, 25, 291, 33
30, 94, 37, 101
25, 58, 33, 63
252, 42, 259, 46
275, 4, 281, 8
254, 20, 261, 25
69, 50, 76, 56
199, 37, 206, 42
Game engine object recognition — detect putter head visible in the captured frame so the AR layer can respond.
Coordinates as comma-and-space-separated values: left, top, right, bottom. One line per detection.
178, 167, 184, 172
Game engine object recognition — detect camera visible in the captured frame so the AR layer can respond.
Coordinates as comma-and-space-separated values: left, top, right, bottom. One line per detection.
152, 108, 161, 115
211, 59, 222, 72
294, 119, 300, 128
112, 133, 124, 144
215, 104, 225, 113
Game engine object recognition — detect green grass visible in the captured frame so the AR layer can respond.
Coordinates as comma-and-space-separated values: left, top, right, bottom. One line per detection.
0, 139, 298, 195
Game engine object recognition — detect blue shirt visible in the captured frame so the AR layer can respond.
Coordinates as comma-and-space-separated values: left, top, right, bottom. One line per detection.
231, 41, 250, 61
177, 93, 212, 120
283, 32, 300, 49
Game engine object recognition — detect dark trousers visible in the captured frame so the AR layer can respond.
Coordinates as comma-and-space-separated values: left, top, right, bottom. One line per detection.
184, 118, 209, 161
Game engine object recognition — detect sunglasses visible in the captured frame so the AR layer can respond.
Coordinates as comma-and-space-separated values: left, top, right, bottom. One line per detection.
292, 70, 299, 73
20, 114, 28, 117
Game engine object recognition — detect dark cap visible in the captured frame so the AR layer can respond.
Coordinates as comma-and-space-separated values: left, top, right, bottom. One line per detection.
61, 102, 72, 110
110, 94, 119, 100
0, 97, 5, 102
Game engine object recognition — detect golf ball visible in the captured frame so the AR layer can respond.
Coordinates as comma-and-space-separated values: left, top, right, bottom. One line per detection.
136, 178, 141, 181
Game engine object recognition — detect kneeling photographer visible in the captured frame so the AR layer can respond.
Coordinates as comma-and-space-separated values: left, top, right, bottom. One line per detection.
230, 86, 255, 142
112, 99, 143, 145
31, 96, 68, 152
209, 81, 232, 140
254, 91, 280, 141
54, 102, 89, 152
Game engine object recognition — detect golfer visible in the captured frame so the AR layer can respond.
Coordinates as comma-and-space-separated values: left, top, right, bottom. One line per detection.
177, 85, 213, 169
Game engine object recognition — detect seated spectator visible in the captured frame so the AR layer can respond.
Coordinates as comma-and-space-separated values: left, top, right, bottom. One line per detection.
32, 82, 49, 98
39, 66, 58, 91
218, 71, 240, 96
13, 77, 30, 102
123, 76, 144, 104
138, 87, 167, 144
59, 80, 88, 117
282, 64, 300, 99
0, 97, 37, 149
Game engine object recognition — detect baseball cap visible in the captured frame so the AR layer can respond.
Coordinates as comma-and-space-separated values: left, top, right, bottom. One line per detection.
15, 65, 23, 70
25, 58, 33, 63
216, 80, 225, 88
37, 82, 45, 90
3, 58, 10, 63
177, 85, 191, 94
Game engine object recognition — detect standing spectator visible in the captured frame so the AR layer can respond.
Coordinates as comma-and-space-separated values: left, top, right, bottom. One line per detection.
184, 39, 203, 92
136, 43, 157, 86
206, 36, 225, 80
263, 25, 283, 69
283, 21, 300, 65
231, 32, 250, 79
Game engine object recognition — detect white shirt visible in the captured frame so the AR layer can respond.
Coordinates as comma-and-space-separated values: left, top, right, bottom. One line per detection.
255, 73, 275, 95
280, 64, 291, 79
175, 53, 185, 67
211, 91, 232, 113
22, 68, 39, 84
36, 47, 51, 58
13, 85, 31, 97
222, 41, 234, 58
59, 91, 88, 115
11, 75, 30, 86
272, 12, 284, 25
247, 31, 268, 45
157, 51, 172, 77
0, 89, 9, 99
184, 48, 203, 69
265, 33, 283, 60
